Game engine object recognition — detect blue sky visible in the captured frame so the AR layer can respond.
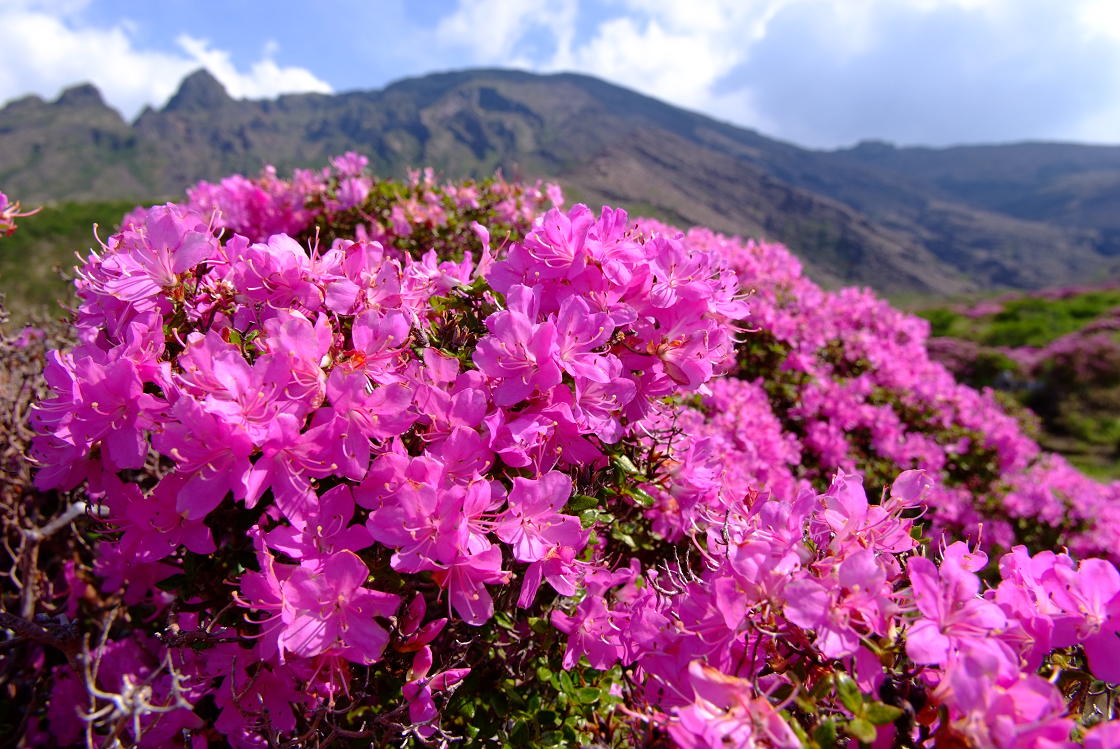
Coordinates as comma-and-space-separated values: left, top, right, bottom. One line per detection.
2, 0, 1120, 148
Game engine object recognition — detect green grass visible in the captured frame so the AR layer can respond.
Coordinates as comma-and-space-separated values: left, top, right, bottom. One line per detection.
918, 288, 1120, 348
0, 200, 139, 324
916, 286, 1120, 479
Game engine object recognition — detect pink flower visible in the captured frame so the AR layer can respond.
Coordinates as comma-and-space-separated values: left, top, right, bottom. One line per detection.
574, 356, 637, 442
402, 643, 470, 738
96, 204, 216, 304
281, 551, 399, 664
493, 472, 586, 563
517, 204, 594, 278
647, 236, 712, 309
551, 295, 614, 382
344, 308, 412, 384
264, 485, 373, 567
240, 548, 398, 664
432, 546, 510, 625
1043, 557, 1120, 682
473, 284, 561, 406
905, 548, 1009, 666
0, 190, 39, 236
324, 369, 416, 478
71, 357, 164, 470
153, 396, 253, 519
243, 413, 335, 524
1085, 721, 1120, 749
669, 661, 799, 749
485, 392, 602, 471
784, 549, 895, 658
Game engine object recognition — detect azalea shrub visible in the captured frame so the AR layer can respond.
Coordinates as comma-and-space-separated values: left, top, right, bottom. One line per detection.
4, 159, 1120, 747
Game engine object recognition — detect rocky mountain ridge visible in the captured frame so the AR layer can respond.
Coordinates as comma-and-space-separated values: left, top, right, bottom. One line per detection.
2, 68, 1118, 295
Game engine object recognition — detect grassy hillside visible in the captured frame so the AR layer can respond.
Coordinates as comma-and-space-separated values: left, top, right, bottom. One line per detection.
921, 287, 1120, 346
0, 199, 138, 323
919, 286, 1120, 478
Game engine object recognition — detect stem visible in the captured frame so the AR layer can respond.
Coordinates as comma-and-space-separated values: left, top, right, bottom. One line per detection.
23, 501, 88, 543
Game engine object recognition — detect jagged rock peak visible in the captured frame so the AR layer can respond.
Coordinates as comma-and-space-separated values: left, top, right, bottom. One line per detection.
0, 94, 46, 113
55, 83, 106, 108
164, 69, 232, 112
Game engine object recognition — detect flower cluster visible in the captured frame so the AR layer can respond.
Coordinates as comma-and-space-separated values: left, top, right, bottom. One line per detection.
565, 467, 1120, 747
649, 223, 1120, 559
28, 157, 749, 744
16, 157, 1120, 746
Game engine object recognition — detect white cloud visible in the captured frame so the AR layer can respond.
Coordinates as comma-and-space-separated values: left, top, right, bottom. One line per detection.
0, 6, 331, 120
722, 0, 1120, 146
433, 0, 1120, 147
435, 0, 579, 67
552, 16, 739, 111
175, 35, 332, 101
433, 0, 774, 118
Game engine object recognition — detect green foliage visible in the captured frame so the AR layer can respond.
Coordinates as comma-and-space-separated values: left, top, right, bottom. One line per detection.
422, 607, 639, 747
302, 176, 535, 263
919, 288, 1120, 348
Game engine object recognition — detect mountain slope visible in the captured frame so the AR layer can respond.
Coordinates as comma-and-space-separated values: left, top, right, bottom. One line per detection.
1, 68, 1118, 295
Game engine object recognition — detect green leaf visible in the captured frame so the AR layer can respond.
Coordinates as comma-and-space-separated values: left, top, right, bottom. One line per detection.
510, 721, 530, 745
612, 455, 641, 475
155, 573, 187, 592
487, 690, 509, 713
493, 611, 515, 630
785, 712, 810, 744
612, 531, 638, 550
536, 666, 553, 685
812, 719, 838, 748
865, 702, 904, 726
846, 718, 877, 745
567, 494, 600, 512
835, 674, 864, 715
809, 675, 833, 700
623, 485, 656, 507
559, 670, 574, 693
579, 508, 614, 528
574, 687, 600, 705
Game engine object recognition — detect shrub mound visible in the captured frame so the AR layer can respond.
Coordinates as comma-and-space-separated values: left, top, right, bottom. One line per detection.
4, 157, 1120, 746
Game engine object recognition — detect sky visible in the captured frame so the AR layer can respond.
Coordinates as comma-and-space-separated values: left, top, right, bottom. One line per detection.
2, 0, 1119, 149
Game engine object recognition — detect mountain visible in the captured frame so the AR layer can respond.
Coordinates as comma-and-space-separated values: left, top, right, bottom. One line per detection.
2, 68, 1119, 295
